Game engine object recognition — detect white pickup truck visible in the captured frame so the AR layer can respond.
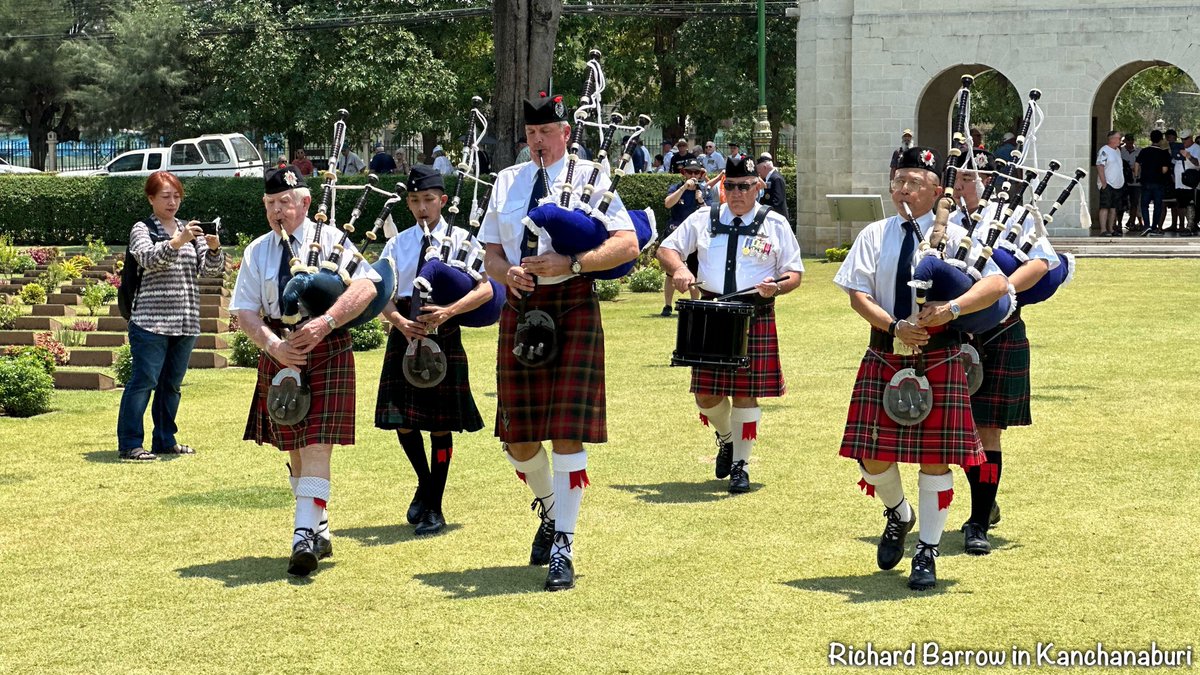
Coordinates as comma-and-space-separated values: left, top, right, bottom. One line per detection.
59, 133, 264, 178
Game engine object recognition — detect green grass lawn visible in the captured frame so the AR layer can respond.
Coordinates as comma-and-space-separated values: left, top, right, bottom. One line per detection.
2, 258, 1197, 673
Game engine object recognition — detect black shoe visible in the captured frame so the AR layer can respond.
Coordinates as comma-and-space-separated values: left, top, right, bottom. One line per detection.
714, 433, 733, 479
728, 460, 750, 493
1148, 228, 1165, 237
316, 521, 333, 560
877, 502, 915, 571
907, 541, 939, 591
660, 305, 672, 317
406, 487, 425, 525
529, 498, 555, 565
414, 509, 446, 536
544, 533, 576, 591
962, 522, 992, 556
990, 501, 1001, 526
287, 528, 319, 577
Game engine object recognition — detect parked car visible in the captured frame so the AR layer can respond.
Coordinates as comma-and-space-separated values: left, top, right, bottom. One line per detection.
0, 157, 41, 174
58, 133, 264, 178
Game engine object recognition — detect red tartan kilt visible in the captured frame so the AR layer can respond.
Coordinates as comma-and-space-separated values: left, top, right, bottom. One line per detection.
243, 330, 357, 452
970, 316, 1032, 429
375, 325, 483, 432
839, 347, 985, 467
495, 277, 606, 444
690, 306, 785, 398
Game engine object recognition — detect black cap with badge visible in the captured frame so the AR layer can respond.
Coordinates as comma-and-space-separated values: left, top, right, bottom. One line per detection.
264, 165, 305, 194
896, 146, 943, 181
724, 155, 757, 179
524, 91, 568, 125
405, 164, 444, 193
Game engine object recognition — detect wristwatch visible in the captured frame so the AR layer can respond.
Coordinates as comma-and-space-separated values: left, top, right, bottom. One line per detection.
321, 314, 338, 330
949, 302, 961, 320
569, 255, 582, 275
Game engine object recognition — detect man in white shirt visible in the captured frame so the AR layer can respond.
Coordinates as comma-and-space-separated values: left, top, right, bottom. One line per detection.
230, 165, 381, 578
1170, 130, 1200, 233
1095, 130, 1125, 236
336, 147, 366, 175
699, 140, 725, 174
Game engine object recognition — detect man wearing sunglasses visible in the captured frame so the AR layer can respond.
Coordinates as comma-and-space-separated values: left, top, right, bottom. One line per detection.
660, 158, 722, 316
657, 157, 804, 494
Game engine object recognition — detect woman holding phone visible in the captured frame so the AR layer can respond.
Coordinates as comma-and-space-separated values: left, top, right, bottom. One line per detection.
116, 171, 226, 461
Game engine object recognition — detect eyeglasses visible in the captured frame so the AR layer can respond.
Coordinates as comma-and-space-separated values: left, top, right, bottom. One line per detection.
890, 178, 928, 192
726, 182, 757, 192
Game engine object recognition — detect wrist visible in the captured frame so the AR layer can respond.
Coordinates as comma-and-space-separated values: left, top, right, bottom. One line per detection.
888, 318, 901, 336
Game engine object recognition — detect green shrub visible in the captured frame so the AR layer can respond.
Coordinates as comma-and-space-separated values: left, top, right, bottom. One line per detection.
13, 254, 35, 273
627, 266, 664, 293
20, 283, 46, 305
3, 345, 55, 376
825, 246, 850, 262
84, 235, 109, 262
113, 344, 133, 386
0, 303, 19, 329
34, 332, 70, 365
68, 254, 94, 269
80, 282, 113, 315
594, 279, 621, 301
0, 234, 19, 273
349, 318, 386, 351
0, 354, 54, 417
228, 330, 262, 368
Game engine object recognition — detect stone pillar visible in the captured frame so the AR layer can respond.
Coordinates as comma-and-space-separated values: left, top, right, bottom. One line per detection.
46, 132, 58, 173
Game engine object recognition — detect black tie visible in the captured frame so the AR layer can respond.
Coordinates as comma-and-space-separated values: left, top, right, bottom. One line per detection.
527, 168, 547, 215
893, 220, 919, 320
723, 216, 743, 294
277, 235, 296, 299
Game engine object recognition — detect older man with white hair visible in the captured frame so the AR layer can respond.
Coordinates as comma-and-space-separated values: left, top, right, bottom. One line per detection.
756, 153, 789, 222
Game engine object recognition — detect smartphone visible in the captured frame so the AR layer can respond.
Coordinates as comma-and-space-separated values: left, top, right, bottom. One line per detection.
195, 217, 222, 236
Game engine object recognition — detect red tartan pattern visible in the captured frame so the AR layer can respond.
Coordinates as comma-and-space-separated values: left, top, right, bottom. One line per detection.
375, 322, 484, 433
839, 347, 985, 467
690, 307, 786, 397
970, 316, 1032, 429
243, 331, 357, 452
495, 278, 607, 443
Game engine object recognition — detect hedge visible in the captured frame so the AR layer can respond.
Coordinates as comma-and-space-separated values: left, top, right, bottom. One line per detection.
0, 169, 798, 245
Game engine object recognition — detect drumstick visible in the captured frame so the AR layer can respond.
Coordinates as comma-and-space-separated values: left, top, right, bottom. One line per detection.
713, 274, 792, 302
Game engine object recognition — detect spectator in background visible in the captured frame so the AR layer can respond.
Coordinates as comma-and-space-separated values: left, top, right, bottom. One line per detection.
970, 127, 984, 150
661, 141, 678, 173
624, 136, 646, 173
515, 136, 531, 165
727, 141, 745, 164
276, 155, 288, 170
369, 145, 397, 175
994, 132, 1017, 164
1119, 134, 1141, 231
660, 158, 718, 316
637, 139, 652, 174
431, 145, 453, 176
1094, 130, 1125, 237
292, 149, 315, 177
393, 149, 411, 176
669, 138, 694, 173
889, 129, 913, 180
757, 153, 790, 222
1134, 129, 1171, 236
336, 146, 366, 175
700, 140, 725, 174
652, 154, 664, 172
1169, 129, 1200, 234
1163, 129, 1181, 226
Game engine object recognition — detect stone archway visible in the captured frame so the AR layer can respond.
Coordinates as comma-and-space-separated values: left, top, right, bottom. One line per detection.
916, 65, 1021, 163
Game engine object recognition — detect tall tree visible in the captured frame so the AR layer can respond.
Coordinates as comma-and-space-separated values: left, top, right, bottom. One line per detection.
492, 0, 562, 167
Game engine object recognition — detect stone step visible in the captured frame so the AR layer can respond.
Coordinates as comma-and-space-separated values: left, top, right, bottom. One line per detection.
13, 317, 62, 331
108, 304, 122, 317
69, 349, 114, 367
32, 305, 76, 317
2, 277, 48, 287
97, 317, 127, 332
189, 351, 227, 369
200, 318, 229, 333
0, 330, 35, 345
198, 277, 224, 287
195, 335, 228, 350
199, 305, 229, 319
54, 370, 115, 391
83, 270, 109, 279
86, 333, 127, 347
199, 294, 229, 307
47, 293, 81, 305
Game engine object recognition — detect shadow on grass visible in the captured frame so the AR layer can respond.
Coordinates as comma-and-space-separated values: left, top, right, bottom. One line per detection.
83, 451, 186, 464
177, 556, 336, 587
338, 523, 463, 547
0, 472, 30, 486
163, 486, 291, 510
784, 570, 958, 602
611, 481, 752, 504
852, 533, 1021, 557
414, 565, 549, 599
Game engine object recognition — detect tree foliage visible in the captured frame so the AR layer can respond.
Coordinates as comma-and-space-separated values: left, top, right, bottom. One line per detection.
1113, 66, 1200, 138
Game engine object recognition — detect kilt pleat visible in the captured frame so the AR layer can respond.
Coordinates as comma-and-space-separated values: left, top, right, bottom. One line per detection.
839, 347, 985, 467
970, 316, 1032, 429
375, 324, 484, 433
495, 277, 606, 443
243, 330, 357, 452
689, 306, 786, 398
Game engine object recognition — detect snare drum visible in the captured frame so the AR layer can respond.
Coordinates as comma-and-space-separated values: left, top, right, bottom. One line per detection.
670, 299, 755, 369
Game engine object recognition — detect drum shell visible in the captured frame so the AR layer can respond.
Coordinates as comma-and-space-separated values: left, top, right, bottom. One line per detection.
670, 299, 754, 369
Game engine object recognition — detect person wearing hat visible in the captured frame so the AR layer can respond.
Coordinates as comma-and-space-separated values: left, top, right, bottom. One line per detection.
369, 144, 398, 175
669, 138, 695, 173
230, 165, 382, 577
481, 91, 639, 592
727, 141, 745, 164
995, 132, 1017, 164
949, 147, 1059, 556
375, 166, 493, 536
832, 146, 1008, 591
431, 145, 454, 177
336, 146, 366, 175
889, 129, 914, 180
657, 156, 804, 493
756, 153, 789, 222
660, 157, 722, 316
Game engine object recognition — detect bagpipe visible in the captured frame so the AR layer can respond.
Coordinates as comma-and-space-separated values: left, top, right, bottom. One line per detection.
512, 49, 656, 368
278, 109, 397, 331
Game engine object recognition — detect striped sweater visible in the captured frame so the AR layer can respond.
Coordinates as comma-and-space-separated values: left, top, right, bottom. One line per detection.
128, 216, 226, 336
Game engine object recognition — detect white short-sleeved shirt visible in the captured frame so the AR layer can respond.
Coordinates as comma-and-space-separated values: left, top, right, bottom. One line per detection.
230, 218, 382, 320
1096, 145, 1125, 189
659, 203, 804, 294
951, 203, 1059, 271
833, 211, 1003, 318
379, 217, 476, 299
1173, 144, 1200, 189
480, 154, 634, 285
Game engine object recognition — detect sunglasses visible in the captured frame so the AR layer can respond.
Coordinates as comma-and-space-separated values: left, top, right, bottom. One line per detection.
726, 182, 757, 192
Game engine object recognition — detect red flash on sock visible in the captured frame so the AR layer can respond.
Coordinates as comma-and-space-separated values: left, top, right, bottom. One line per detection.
937, 488, 954, 511
437, 448, 453, 463
857, 478, 876, 498
314, 498, 327, 509
742, 421, 757, 440
699, 413, 709, 426
515, 471, 527, 483
568, 469, 590, 489
980, 463, 999, 484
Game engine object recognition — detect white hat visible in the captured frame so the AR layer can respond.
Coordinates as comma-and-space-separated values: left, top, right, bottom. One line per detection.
1002, 132, 1015, 141
1181, 129, 1194, 139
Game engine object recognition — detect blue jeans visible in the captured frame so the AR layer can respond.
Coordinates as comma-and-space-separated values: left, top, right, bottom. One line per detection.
1141, 182, 1166, 229
116, 321, 198, 453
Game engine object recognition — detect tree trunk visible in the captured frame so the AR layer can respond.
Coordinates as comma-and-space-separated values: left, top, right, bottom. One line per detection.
286, 130, 305, 160
492, 0, 563, 168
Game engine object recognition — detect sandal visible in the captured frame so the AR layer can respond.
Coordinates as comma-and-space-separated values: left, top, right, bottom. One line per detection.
119, 448, 158, 462
157, 444, 195, 455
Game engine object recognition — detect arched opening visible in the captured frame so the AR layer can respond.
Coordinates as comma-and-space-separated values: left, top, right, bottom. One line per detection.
1090, 62, 1200, 232
916, 65, 1022, 163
